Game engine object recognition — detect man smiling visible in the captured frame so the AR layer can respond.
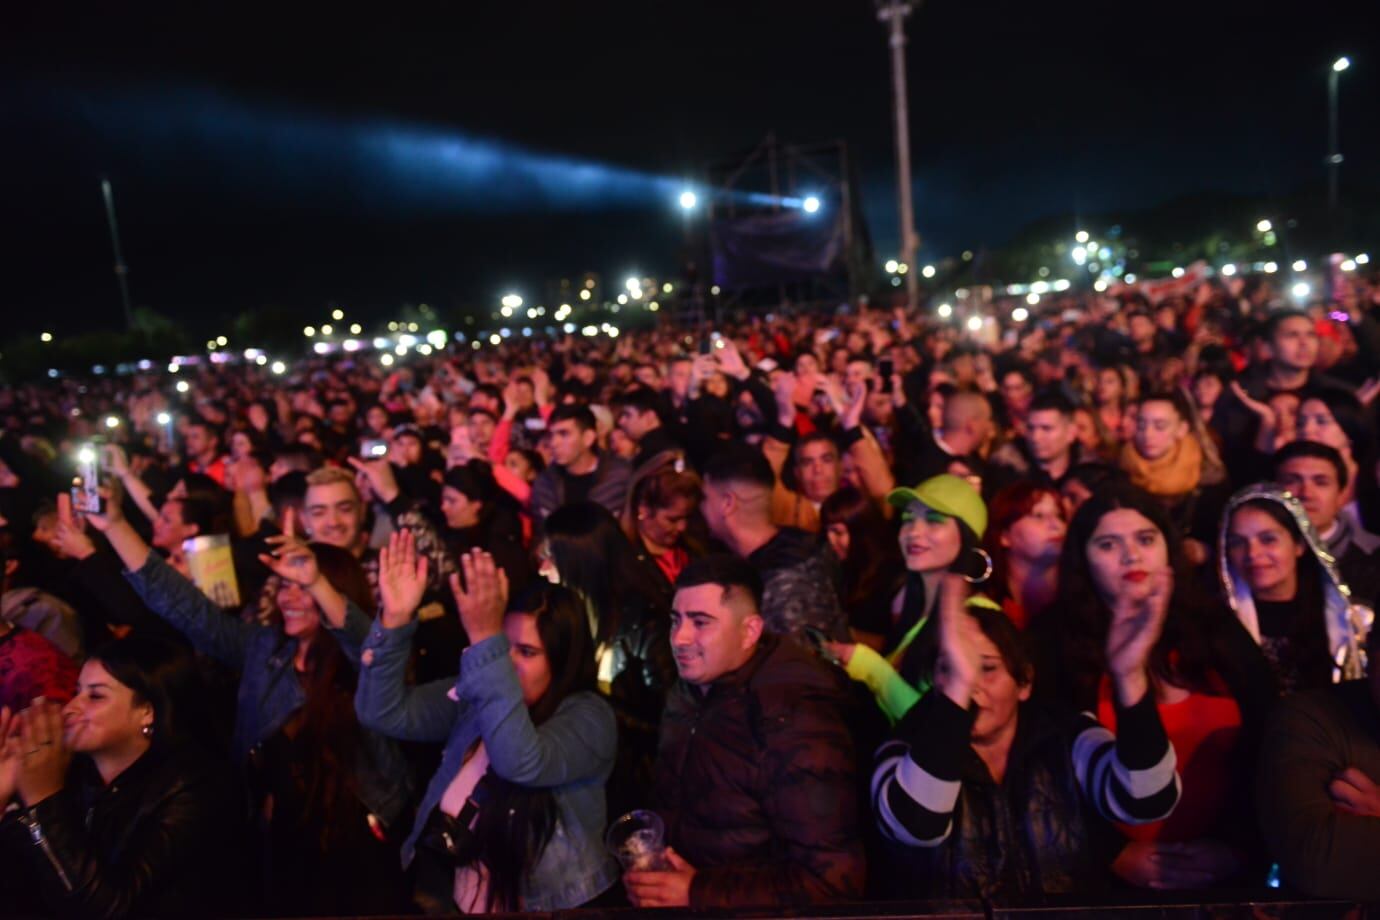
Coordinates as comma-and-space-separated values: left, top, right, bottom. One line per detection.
624, 555, 864, 909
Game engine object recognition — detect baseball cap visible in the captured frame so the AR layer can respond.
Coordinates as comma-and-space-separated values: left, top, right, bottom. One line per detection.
886, 473, 987, 539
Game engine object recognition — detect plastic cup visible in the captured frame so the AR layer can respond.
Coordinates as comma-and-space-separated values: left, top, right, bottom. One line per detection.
605, 810, 672, 871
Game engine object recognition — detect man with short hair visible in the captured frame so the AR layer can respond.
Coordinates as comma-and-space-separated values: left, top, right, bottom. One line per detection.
183, 418, 227, 486
988, 389, 1082, 487
700, 444, 847, 640
1275, 440, 1380, 604
624, 555, 864, 909
529, 404, 630, 526
613, 387, 683, 473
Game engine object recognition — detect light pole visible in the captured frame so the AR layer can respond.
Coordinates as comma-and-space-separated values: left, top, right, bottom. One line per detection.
877, 0, 920, 307
100, 178, 134, 331
1328, 56, 1349, 214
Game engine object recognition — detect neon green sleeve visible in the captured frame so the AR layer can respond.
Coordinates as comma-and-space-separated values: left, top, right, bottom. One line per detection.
845, 643, 925, 723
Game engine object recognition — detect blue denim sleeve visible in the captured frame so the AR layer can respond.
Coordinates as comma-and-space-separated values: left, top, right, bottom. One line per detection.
354, 617, 457, 743
457, 634, 616, 788
327, 600, 374, 667
124, 553, 256, 669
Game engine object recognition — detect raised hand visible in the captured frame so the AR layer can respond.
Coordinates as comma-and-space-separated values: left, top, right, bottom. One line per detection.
257, 508, 320, 588
449, 550, 509, 645
1228, 381, 1276, 429
1330, 766, 1380, 817
840, 380, 867, 430
713, 338, 750, 381
1105, 568, 1171, 706
15, 699, 71, 806
53, 493, 96, 561
772, 371, 800, 427
347, 454, 400, 504
80, 480, 124, 533
935, 574, 981, 708
1358, 377, 1380, 409
378, 529, 429, 629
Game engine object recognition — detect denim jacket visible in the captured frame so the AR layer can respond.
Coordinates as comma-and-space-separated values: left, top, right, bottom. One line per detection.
355, 620, 619, 911
124, 553, 413, 827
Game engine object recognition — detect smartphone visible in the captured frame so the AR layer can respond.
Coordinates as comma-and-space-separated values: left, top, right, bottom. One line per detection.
523, 416, 547, 432
360, 438, 389, 459
802, 626, 842, 666
698, 336, 712, 356
71, 442, 104, 514
879, 358, 894, 394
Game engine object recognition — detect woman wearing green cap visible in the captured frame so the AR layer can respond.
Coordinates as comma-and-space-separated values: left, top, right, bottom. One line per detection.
825, 473, 996, 722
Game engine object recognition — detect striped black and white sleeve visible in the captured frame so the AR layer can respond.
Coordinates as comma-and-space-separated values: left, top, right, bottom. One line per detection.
1072, 693, 1180, 824
872, 691, 973, 847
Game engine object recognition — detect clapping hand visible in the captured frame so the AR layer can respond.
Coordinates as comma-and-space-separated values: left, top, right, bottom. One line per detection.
840, 380, 867, 430
1105, 568, 1171, 706
935, 574, 982, 708
378, 529, 429, 629
14, 699, 71, 807
449, 550, 508, 645
1229, 381, 1277, 430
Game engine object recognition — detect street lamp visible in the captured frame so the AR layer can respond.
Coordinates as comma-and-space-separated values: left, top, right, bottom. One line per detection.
877, 0, 920, 307
1328, 56, 1350, 213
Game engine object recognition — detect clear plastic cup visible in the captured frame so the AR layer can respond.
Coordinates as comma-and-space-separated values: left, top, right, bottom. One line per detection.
605, 810, 672, 871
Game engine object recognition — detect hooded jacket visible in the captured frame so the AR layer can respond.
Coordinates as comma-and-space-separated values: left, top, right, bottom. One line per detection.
1217, 484, 1373, 684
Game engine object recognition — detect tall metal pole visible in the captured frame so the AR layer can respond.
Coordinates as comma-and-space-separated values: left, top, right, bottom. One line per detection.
1327, 67, 1341, 215
100, 178, 134, 330
878, 1, 919, 307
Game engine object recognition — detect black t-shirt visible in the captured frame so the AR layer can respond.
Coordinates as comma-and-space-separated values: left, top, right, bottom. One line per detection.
560, 466, 598, 506
1255, 597, 1333, 694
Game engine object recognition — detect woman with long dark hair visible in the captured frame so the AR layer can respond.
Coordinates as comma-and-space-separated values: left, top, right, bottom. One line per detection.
83, 492, 414, 915
820, 486, 906, 649
1218, 485, 1373, 694
538, 501, 676, 814
441, 460, 534, 592
356, 548, 619, 912
1035, 484, 1277, 890
0, 636, 245, 918
622, 463, 703, 595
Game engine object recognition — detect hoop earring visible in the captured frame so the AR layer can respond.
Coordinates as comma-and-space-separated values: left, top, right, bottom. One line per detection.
963, 548, 994, 585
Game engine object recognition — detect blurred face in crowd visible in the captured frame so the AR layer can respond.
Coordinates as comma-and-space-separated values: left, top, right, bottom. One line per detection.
667, 359, 693, 400
638, 495, 695, 552
1133, 400, 1188, 462
184, 425, 217, 463
1270, 392, 1302, 443
503, 451, 537, 483
616, 406, 659, 443
229, 431, 253, 462
633, 366, 660, 390
825, 521, 850, 561
392, 433, 423, 467
1095, 368, 1124, 405
1084, 508, 1169, 606
1000, 372, 1034, 415
152, 500, 195, 551
1270, 316, 1320, 372
608, 427, 638, 461
303, 481, 364, 551
1072, 408, 1101, 454
1025, 409, 1076, 465
505, 612, 552, 707
1297, 399, 1350, 458
467, 412, 496, 454
845, 360, 873, 394
1002, 492, 1066, 565
549, 419, 596, 469
1129, 314, 1156, 348
1277, 456, 1344, 534
276, 579, 322, 640
246, 403, 271, 433
795, 438, 841, 503
935, 624, 1028, 744
670, 582, 764, 687
441, 486, 483, 530
1227, 506, 1304, 602
328, 402, 352, 428
899, 500, 962, 574
514, 380, 536, 410
794, 353, 821, 378
1192, 373, 1224, 411
1060, 477, 1095, 520
62, 660, 153, 757
365, 405, 389, 435
866, 390, 895, 427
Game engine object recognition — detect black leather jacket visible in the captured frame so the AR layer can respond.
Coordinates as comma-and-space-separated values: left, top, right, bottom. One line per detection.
1, 744, 246, 919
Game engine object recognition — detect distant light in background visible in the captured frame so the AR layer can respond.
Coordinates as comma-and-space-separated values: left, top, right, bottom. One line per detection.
156, 412, 172, 425
710, 285, 721, 295
1333, 56, 1351, 72
168, 362, 179, 373
1221, 263, 1237, 276
1292, 281, 1311, 300
1256, 219, 1272, 233
176, 380, 190, 393
1124, 273, 1138, 284
802, 195, 821, 214
662, 283, 673, 294
489, 333, 501, 345
1075, 230, 1089, 244
427, 329, 447, 348
331, 308, 344, 321
1341, 259, 1357, 272
501, 293, 523, 309
1292, 259, 1307, 272
104, 415, 120, 429
313, 342, 329, 355
1171, 267, 1185, 278
885, 260, 899, 274
255, 354, 268, 365
679, 190, 697, 210
921, 264, 936, 278
896, 263, 908, 274
320, 324, 333, 335
350, 323, 362, 334
1012, 307, 1029, 322
380, 353, 394, 366
343, 339, 361, 352
1356, 253, 1371, 265
579, 289, 591, 301
965, 316, 983, 332
40, 332, 52, 343
1093, 279, 1108, 292
417, 343, 432, 355
1072, 246, 1087, 265
1052, 279, 1071, 292
271, 361, 286, 374
1026, 293, 1040, 305
1263, 261, 1278, 273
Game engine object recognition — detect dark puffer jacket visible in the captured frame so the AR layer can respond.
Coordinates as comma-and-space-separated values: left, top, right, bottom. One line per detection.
654, 633, 865, 908
747, 527, 849, 641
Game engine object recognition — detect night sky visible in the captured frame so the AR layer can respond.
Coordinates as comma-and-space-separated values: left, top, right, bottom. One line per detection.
3, 0, 1377, 332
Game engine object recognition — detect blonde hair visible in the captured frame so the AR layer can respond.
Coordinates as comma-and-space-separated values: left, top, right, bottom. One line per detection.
305, 466, 362, 503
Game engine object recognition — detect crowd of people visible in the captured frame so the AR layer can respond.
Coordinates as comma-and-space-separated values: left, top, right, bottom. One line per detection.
2, 265, 1380, 916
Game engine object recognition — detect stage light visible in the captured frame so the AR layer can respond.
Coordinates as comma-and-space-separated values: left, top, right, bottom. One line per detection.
626, 277, 640, 292
1292, 282, 1311, 300
168, 362, 179, 373
1292, 259, 1307, 272
1072, 246, 1087, 265
1124, 273, 1138, 283
617, 294, 628, 305
579, 289, 591, 301
156, 412, 172, 425
313, 342, 330, 355
343, 339, 361, 352
1334, 57, 1351, 73
1094, 279, 1109, 292
679, 190, 698, 210
255, 354, 268, 365
802, 196, 821, 213
662, 283, 673, 294
501, 293, 523, 309
427, 329, 448, 348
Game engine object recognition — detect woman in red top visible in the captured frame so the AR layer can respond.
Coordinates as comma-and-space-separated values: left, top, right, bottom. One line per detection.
1034, 484, 1278, 890
623, 464, 703, 589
